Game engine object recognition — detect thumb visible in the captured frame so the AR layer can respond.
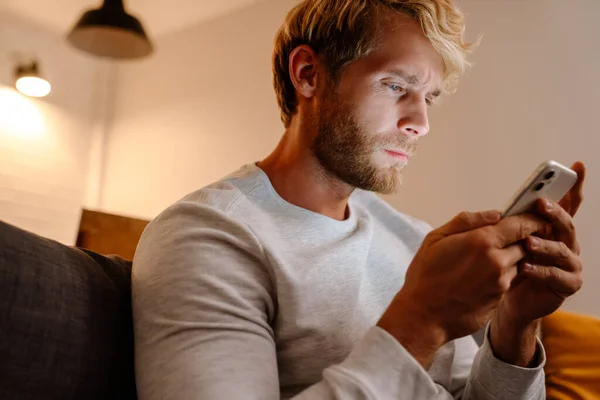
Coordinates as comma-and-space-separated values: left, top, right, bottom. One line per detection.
437, 210, 501, 237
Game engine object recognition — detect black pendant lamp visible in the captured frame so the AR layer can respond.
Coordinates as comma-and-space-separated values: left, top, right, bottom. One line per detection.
67, 0, 153, 60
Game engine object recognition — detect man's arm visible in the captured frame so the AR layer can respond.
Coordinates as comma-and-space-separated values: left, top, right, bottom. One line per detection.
455, 322, 545, 400
377, 305, 545, 400
132, 201, 454, 400
401, 219, 546, 400
490, 310, 540, 367
458, 186, 587, 400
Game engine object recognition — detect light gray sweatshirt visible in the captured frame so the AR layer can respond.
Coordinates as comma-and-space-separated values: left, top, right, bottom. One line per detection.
132, 164, 546, 400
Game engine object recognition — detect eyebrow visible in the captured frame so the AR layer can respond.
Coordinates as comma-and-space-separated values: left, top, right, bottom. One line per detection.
384, 68, 442, 97
430, 89, 442, 98
386, 68, 420, 84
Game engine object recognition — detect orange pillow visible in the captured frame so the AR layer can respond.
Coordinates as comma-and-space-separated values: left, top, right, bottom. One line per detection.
542, 310, 600, 400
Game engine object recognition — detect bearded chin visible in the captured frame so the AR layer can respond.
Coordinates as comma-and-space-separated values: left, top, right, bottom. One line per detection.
312, 103, 404, 195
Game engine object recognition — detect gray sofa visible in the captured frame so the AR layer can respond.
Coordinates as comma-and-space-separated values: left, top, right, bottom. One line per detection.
0, 221, 136, 399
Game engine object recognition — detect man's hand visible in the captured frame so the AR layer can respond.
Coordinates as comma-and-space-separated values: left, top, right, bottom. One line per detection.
498, 198, 584, 322
378, 209, 546, 368
490, 161, 586, 366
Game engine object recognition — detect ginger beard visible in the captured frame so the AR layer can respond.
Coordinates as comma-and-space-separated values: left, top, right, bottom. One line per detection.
312, 86, 417, 195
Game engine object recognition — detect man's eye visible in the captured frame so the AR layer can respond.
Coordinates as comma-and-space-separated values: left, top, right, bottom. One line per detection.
387, 83, 406, 93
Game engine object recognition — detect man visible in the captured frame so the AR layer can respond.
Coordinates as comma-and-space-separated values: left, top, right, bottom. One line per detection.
132, 0, 586, 398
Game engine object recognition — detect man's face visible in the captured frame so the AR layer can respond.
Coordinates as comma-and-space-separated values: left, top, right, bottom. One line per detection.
312, 14, 444, 194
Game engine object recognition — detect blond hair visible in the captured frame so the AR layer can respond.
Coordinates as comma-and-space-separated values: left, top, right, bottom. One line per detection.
272, 0, 476, 127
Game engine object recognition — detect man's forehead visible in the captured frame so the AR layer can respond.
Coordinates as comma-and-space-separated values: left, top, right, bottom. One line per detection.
366, 17, 444, 79
376, 16, 435, 54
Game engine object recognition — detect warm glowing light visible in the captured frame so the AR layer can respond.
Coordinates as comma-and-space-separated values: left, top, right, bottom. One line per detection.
15, 76, 51, 98
0, 87, 45, 137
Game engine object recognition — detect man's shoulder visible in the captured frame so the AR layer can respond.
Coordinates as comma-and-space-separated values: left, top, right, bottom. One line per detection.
146, 164, 266, 233
179, 164, 263, 215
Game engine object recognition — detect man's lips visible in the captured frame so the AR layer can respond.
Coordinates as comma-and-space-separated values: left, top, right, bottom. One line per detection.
384, 149, 409, 160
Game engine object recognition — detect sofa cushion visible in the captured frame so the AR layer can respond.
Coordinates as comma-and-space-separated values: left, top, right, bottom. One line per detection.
543, 310, 600, 400
0, 221, 137, 400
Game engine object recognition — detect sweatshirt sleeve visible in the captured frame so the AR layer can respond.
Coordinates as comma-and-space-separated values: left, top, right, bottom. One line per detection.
457, 324, 546, 400
132, 201, 455, 400
451, 324, 546, 400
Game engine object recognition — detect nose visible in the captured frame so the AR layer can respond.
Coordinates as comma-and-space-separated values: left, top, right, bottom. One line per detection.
397, 99, 430, 137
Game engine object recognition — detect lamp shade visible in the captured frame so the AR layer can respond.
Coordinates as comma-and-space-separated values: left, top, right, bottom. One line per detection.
67, 0, 153, 59
14, 61, 51, 98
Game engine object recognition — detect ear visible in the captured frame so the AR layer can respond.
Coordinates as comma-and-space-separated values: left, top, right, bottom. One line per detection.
288, 45, 321, 101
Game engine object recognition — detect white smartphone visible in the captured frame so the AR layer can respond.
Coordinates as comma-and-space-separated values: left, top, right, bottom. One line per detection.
501, 160, 578, 218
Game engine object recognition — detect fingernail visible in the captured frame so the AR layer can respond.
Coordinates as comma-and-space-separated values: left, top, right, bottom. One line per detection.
545, 199, 553, 210
483, 210, 500, 221
522, 263, 534, 272
529, 237, 539, 248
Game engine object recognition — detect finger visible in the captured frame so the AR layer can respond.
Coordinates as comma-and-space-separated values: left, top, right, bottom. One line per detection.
536, 198, 578, 252
569, 161, 586, 216
562, 161, 586, 216
437, 210, 501, 237
497, 243, 527, 267
483, 244, 527, 291
493, 213, 546, 247
521, 264, 583, 296
525, 236, 581, 272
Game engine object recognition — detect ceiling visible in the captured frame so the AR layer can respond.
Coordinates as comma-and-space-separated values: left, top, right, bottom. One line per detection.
3, 0, 265, 38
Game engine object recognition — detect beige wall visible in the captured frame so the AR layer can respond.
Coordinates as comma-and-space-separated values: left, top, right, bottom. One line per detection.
99, 0, 296, 219
101, 0, 599, 316
0, 10, 109, 244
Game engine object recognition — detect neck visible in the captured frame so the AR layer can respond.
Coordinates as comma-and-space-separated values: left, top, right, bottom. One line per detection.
257, 119, 353, 221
